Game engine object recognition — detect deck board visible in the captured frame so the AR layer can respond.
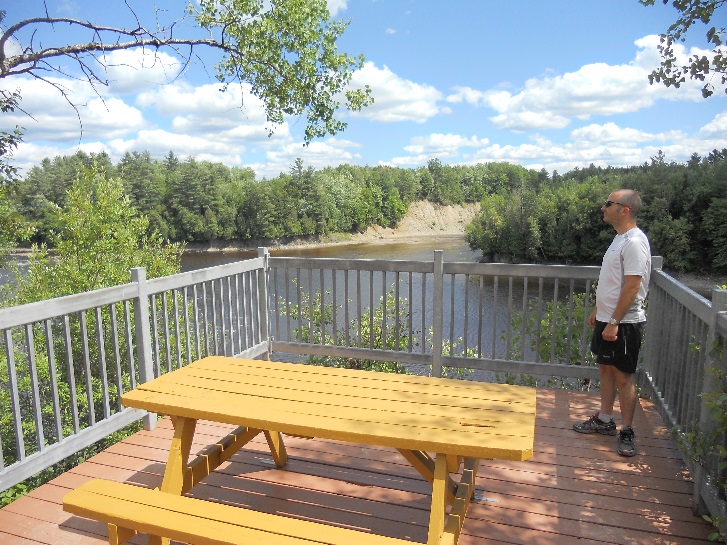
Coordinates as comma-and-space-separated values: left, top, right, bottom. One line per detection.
0, 388, 713, 545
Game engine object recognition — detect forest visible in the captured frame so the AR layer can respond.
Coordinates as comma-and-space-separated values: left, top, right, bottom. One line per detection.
5, 148, 727, 273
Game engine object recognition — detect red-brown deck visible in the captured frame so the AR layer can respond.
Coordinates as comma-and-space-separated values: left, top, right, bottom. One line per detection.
0, 388, 713, 545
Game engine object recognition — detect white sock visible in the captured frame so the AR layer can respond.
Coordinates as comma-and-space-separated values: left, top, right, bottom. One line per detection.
598, 412, 612, 423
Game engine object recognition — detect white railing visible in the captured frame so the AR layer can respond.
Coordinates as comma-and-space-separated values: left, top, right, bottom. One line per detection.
1, 248, 726, 531
639, 268, 727, 529
0, 250, 270, 491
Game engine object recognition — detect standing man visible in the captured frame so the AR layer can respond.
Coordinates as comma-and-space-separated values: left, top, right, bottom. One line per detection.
573, 189, 651, 457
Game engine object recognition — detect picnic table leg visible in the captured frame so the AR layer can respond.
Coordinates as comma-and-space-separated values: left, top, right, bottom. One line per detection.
263, 430, 289, 467
149, 416, 197, 545
427, 453, 448, 545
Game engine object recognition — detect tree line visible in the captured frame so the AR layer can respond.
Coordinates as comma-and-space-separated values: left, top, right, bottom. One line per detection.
5, 148, 727, 273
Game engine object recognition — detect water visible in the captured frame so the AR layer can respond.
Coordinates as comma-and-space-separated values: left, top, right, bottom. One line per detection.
181, 237, 480, 271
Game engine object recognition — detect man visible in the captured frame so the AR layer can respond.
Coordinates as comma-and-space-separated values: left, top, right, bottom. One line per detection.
573, 189, 651, 457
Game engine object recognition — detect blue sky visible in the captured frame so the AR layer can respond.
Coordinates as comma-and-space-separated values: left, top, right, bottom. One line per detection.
2, 0, 725, 179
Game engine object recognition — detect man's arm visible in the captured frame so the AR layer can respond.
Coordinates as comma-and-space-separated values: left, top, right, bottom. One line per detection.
602, 275, 642, 340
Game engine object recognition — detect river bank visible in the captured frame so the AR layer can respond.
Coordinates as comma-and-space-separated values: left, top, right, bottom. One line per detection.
184, 201, 481, 253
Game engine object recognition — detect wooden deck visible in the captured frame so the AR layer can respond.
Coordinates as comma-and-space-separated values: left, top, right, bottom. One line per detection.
0, 388, 714, 545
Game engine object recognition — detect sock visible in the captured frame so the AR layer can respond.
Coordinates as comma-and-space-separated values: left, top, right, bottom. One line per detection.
598, 412, 612, 423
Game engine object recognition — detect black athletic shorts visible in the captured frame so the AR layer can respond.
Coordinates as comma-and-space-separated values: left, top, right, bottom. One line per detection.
590, 321, 644, 374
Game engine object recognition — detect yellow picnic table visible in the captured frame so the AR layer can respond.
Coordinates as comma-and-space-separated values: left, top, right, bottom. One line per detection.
64, 356, 536, 545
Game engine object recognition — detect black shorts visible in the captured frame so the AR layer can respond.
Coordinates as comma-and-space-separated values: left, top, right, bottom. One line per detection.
591, 321, 644, 374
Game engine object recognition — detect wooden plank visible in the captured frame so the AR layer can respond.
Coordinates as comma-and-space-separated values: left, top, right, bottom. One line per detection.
129, 383, 536, 445
122, 388, 534, 461
153, 371, 536, 424
173, 357, 537, 406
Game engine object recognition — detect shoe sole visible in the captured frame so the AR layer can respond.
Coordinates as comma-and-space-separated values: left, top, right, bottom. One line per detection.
573, 426, 617, 436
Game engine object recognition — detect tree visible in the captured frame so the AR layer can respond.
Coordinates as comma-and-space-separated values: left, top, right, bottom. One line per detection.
640, 0, 726, 97
7, 165, 181, 304
0, 87, 23, 183
0, 1, 373, 143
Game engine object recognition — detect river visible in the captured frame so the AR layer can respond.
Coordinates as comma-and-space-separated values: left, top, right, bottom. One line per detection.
181, 236, 480, 271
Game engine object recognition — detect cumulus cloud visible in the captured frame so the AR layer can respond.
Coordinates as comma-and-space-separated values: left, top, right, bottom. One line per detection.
1, 77, 147, 141
103, 49, 186, 95
571, 122, 685, 145
349, 62, 449, 123
403, 133, 489, 157
327, 0, 347, 16
446, 35, 709, 133
254, 137, 364, 178
699, 112, 727, 138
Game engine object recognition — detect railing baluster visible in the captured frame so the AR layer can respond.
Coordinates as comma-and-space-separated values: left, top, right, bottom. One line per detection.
192, 284, 202, 360
123, 301, 136, 390
79, 311, 95, 425
108, 305, 124, 412
44, 319, 63, 441
491, 276, 499, 359
332, 269, 338, 347
94, 307, 111, 419
5, 329, 25, 461
150, 294, 161, 377
344, 269, 350, 347
63, 315, 80, 433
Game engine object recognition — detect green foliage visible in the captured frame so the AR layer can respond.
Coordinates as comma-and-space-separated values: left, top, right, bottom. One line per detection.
193, 0, 373, 143
501, 291, 596, 389
0, 165, 181, 505
0, 88, 23, 184
6, 165, 181, 304
5, 147, 727, 273
639, 0, 726, 98
280, 284, 414, 374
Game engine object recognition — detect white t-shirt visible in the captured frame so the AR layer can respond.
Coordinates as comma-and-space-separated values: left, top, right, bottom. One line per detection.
595, 227, 651, 323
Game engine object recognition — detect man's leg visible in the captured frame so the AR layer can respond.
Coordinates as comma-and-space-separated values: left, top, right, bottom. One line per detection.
599, 364, 618, 416
573, 364, 618, 435
614, 368, 637, 428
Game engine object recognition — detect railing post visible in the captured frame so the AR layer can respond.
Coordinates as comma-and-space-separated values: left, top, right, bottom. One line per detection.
692, 288, 727, 519
639, 256, 664, 394
131, 267, 156, 430
431, 251, 444, 378
257, 247, 271, 360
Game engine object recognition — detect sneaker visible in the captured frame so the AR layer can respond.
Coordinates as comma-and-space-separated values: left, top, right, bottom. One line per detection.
573, 412, 617, 435
617, 427, 637, 457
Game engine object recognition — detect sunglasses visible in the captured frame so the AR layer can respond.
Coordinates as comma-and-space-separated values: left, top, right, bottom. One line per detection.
603, 200, 630, 209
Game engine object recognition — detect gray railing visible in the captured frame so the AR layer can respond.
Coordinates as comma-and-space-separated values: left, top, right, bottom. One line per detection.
0, 252, 270, 492
638, 269, 727, 529
1, 248, 726, 531
267, 253, 603, 382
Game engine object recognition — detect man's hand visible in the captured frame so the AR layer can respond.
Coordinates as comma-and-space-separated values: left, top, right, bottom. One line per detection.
588, 309, 597, 328
602, 323, 618, 341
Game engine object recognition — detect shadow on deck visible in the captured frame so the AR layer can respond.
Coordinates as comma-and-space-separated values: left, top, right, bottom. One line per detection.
0, 388, 714, 545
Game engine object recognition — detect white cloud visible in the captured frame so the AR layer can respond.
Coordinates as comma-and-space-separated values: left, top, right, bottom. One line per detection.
699, 112, 727, 138
253, 137, 364, 178
2, 77, 147, 141
349, 62, 449, 123
446, 35, 711, 133
327, 0, 347, 16
103, 49, 186, 95
403, 133, 489, 157
571, 122, 685, 145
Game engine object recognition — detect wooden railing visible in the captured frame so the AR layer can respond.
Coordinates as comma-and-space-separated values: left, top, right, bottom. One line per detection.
1, 249, 726, 529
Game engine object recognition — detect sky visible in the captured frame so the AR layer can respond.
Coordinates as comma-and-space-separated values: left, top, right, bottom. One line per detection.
2, 0, 726, 180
